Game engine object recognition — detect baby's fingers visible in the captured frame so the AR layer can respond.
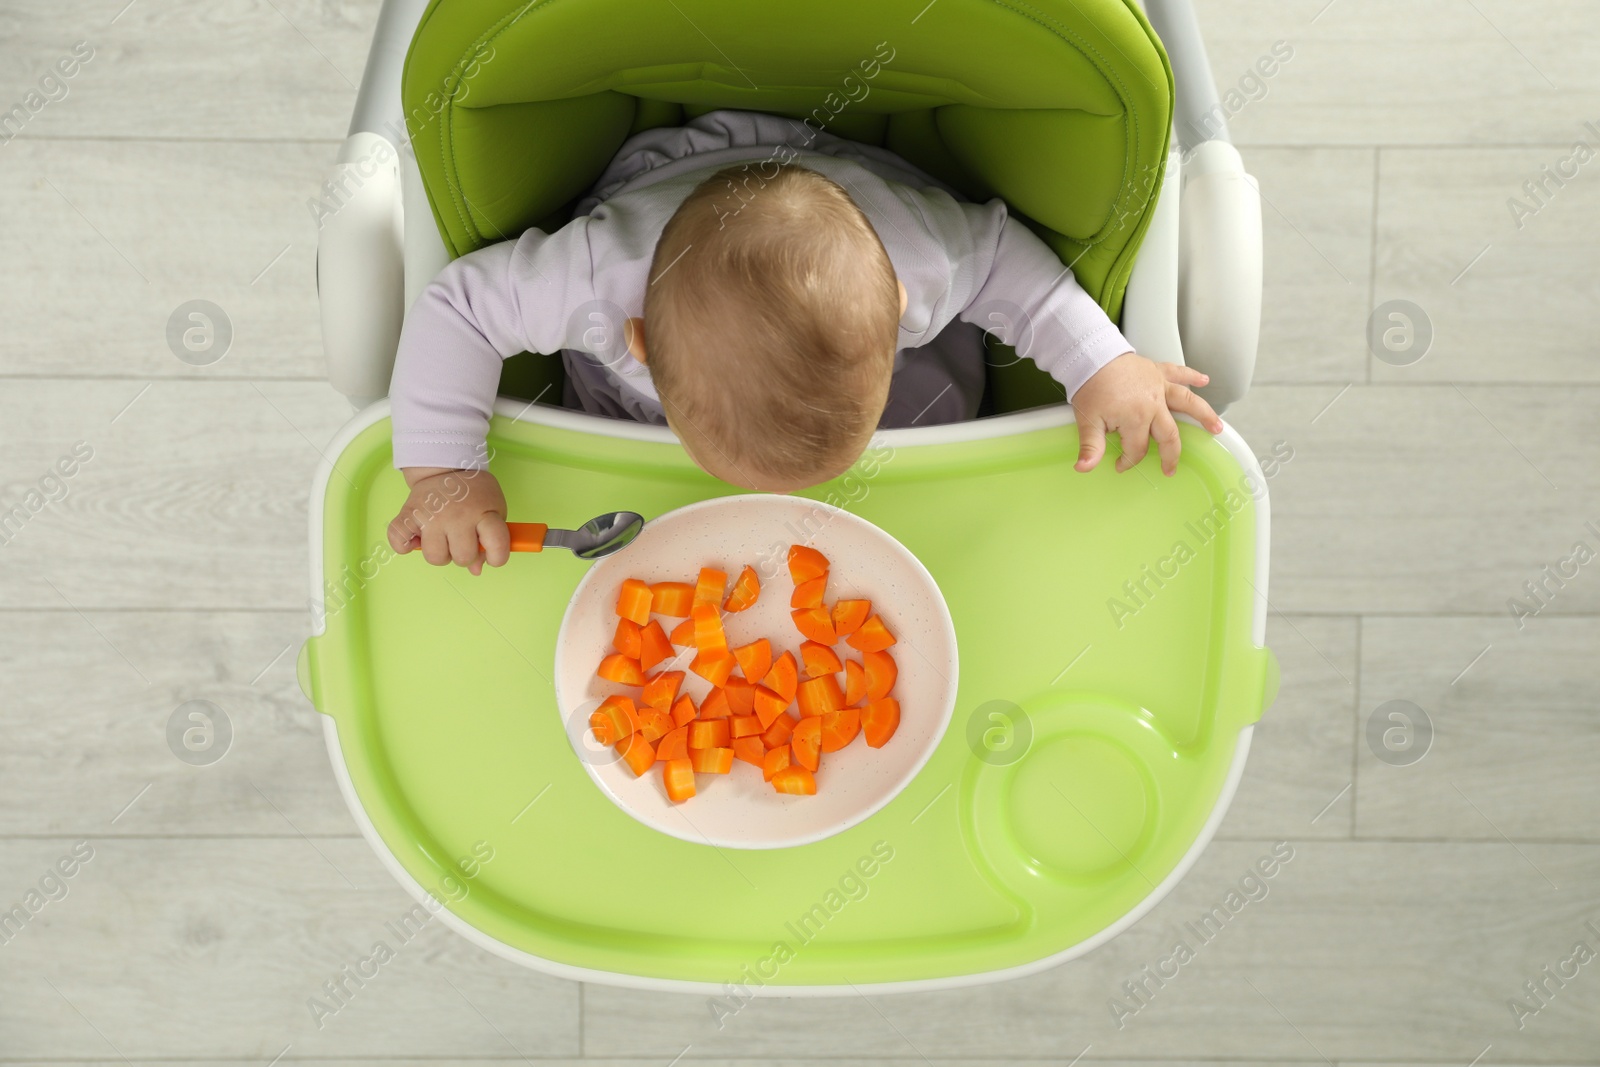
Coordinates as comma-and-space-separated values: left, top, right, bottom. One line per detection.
446, 522, 486, 575
1161, 362, 1211, 390
478, 515, 511, 569
1115, 418, 1152, 473
1153, 409, 1183, 476
1165, 380, 1224, 434
387, 510, 422, 554
1075, 416, 1108, 472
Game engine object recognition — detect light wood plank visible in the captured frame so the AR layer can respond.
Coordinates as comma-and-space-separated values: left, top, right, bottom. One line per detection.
0, 140, 333, 378
1217, 616, 1357, 840
1358, 616, 1600, 842
1246, 148, 1375, 385
0, 0, 373, 141
1192, 0, 1600, 146
0, 379, 353, 610
1223, 384, 1600, 615
0, 838, 579, 1060
582, 841, 1600, 1062
0, 610, 350, 836
1373, 147, 1600, 384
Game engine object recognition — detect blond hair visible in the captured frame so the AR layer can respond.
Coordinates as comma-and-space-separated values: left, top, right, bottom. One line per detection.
643, 163, 900, 488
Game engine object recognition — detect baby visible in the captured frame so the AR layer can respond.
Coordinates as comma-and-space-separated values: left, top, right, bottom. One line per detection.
386, 110, 1220, 573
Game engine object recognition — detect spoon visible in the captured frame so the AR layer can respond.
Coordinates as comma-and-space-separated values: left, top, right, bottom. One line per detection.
504, 511, 644, 560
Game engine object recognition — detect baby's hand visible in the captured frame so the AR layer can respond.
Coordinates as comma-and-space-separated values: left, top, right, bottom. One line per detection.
1071, 353, 1223, 477
387, 467, 510, 576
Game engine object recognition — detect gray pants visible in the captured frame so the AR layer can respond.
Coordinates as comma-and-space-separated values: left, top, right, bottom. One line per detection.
560, 317, 987, 430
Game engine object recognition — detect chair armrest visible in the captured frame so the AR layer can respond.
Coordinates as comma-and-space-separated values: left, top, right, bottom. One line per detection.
1178, 140, 1263, 412
316, 131, 404, 409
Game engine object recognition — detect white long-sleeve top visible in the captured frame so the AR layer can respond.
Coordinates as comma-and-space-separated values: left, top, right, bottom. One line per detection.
388, 109, 1131, 470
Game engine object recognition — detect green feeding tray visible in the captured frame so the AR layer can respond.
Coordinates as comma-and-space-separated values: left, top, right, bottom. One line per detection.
297, 400, 1278, 993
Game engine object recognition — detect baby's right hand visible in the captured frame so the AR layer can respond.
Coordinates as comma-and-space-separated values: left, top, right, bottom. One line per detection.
387, 467, 510, 576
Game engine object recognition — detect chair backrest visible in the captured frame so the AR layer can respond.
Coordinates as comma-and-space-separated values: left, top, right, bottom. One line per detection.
402, 0, 1173, 323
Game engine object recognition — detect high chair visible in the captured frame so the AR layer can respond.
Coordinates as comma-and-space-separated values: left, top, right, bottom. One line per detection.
300, 0, 1278, 992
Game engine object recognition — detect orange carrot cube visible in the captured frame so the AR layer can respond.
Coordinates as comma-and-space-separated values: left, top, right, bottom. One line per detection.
597, 653, 644, 686
771, 766, 816, 795
863, 649, 897, 701
662, 758, 695, 802
787, 545, 828, 584
689, 746, 734, 774
732, 638, 772, 682
613, 618, 642, 659
797, 674, 845, 718
617, 578, 652, 625
762, 744, 792, 782
724, 566, 760, 612
862, 697, 900, 748
688, 719, 731, 749
846, 614, 896, 653
792, 608, 836, 645
651, 581, 696, 617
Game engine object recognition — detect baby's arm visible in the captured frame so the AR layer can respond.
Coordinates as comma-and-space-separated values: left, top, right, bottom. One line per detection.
957, 209, 1221, 475
387, 224, 603, 572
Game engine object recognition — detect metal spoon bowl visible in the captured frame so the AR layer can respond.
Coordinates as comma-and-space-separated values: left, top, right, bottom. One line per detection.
504, 512, 644, 560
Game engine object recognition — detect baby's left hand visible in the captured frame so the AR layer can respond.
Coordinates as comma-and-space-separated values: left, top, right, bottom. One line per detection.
1071, 352, 1223, 477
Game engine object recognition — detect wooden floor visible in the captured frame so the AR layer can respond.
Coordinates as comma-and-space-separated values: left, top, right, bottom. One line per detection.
2, 0, 1596, 1062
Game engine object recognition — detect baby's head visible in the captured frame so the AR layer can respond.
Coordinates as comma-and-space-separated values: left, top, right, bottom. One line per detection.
633, 164, 903, 492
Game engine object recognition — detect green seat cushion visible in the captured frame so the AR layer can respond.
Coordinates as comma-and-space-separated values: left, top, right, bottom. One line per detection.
403, 0, 1173, 326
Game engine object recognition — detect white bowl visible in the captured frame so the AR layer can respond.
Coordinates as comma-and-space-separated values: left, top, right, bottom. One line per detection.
554, 494, 958, 850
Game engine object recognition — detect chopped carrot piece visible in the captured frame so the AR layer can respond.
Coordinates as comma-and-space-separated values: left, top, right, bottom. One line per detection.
844, 659, 867, 706
597, 653, 644, 685
688, 719, 730, 749
690, 746, 734, 774
669, 617, 695, 645
639, 620, 674, 671
723, 676, 756, 716
820, 706, 861, 752
791, 575, 826, 609
760, 712, 797, 750
729, 714, 762, 738
800, 640, 842, 678
762, 651, 799, 701
616, 731, 656, 776
613, 618, 642, 660
691, 602, 727, 653
862, 697, 900, 748
724, 566, 760, 612
846, 614, 896, 653
732, 638, 772, 682
762, 744, 792, 782
617, 578, 652, 625
651, 581, 696, 617
690, 647, 736, 687
700, 688, 731, 719
669, 694, 698, 728
753, 685, 791, 729
662, 758, 695, 802
771, 766, 817, 796
791, 716, 821, 771
641, 670, 684, 711
589, 694, 638, 745
831, 598, 870, 638
694, 567, 727, 608
636, 707, 673, 743
787, 545, 829, 584
797, 674, 845, 718
732, 736, 766, 767
792, 608, 837, 645
863, 649, 897, 700
656, 725, 690, 761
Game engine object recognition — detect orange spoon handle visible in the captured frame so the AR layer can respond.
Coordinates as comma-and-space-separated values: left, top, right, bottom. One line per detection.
506, 522, 548, 553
